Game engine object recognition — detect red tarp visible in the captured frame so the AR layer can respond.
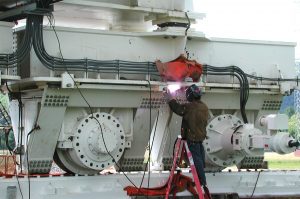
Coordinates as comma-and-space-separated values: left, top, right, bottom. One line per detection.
156, 55, 203, 82
124, 172, 198, 198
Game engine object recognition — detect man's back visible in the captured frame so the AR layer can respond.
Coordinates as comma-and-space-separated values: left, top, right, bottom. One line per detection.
169, 99, 208, 142
184, 100, 208, 141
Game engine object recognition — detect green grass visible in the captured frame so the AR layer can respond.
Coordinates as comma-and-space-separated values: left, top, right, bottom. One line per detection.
268, 160, 300, 170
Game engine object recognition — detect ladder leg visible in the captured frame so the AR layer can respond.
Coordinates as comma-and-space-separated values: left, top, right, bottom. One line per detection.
165, 138, 182, 199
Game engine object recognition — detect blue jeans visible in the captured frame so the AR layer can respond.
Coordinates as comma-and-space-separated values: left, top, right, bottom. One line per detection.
187, 139, 207, 186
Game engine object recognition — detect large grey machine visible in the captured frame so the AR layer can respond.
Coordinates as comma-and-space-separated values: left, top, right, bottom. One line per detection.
0, 0, 300, 198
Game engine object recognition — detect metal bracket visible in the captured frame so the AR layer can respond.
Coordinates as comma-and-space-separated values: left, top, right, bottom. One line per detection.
61, 72, 75, 88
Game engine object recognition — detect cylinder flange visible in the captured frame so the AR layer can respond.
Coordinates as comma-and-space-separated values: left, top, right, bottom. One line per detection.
55, 112, 125, 174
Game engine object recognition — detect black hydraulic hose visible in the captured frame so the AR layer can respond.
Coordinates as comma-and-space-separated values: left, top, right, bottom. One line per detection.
2, 13, 298, 126
203, 64, 249, 123
0, 17, 33, 67
32, 15, 160, 75
1, 13, 299, 84
204, 65, 249, 111
2, 14, 250, 124
205, 71, 248, 123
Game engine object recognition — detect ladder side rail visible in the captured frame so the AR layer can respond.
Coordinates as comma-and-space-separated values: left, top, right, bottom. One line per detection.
165, 137, 182, 199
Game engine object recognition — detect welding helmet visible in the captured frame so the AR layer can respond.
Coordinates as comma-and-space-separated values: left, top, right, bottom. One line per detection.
186, 84, 202, 102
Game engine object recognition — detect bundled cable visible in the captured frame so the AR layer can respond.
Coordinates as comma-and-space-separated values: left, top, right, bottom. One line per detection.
1, 11, 299, 124
203, 65, 249, 123
31, 15, 159, 76
0, 17, 33, 67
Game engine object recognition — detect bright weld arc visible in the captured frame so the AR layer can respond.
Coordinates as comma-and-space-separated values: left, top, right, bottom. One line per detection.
167, 84, 181, 94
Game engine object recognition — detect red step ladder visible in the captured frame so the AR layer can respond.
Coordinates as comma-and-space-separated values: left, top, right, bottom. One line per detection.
165, 136, 210, 199
124, 136, 212, 198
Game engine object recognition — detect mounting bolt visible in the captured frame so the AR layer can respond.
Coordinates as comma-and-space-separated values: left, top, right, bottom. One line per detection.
66, 83, 72, 87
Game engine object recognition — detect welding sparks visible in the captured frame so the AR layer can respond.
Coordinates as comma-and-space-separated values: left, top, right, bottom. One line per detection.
167, 84, 181, 93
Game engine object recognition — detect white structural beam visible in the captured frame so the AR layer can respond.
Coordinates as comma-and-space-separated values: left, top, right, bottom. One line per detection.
2, 170, 300, 198
149, 106, 172, 170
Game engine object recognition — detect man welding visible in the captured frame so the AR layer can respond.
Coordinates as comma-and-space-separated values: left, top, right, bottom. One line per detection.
165, 84, 210, 194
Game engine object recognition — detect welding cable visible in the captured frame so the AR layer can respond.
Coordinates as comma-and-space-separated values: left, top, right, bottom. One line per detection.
147, 80, 152, 199
25, 125, 39, 199
16, 89, 24, 172
184, 12, 191, 36
135, 81, 160, 199
45, 14, 140, 189
3, 82, 15, 153
184, 12, 191, 59
10, 150, 24, 199
250, 170, 261, 198
47, 14, 139, 189
172, 137, 179, 159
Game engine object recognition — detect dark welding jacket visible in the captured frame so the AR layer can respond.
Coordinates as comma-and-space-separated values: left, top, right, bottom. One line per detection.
168, 99, 208, 142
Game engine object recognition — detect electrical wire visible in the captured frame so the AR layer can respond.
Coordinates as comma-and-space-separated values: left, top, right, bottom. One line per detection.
184, 12, 191, 59
135, 94, 161, 199
0, 3, 297, 188
0, 13, 160, 78
17, 90, 23, 172
26, 125, 40, 199
2, 12, 293, 133
45, 13, 161, 193
0, 8, 299, 89
45, 14, 93, 115
30, 14, 159, 75
184, 12, 191, 36
250, 170, 261, 198
203, 64, 249, 123
0, 16, 33, 67
147, 80, 152, 198
0, 98, 24, 199
1, 81, 24, 199
45, 13, 139, 189
10, 151, 24, 199
45, 13, 160, 195
1, 8, 298, 199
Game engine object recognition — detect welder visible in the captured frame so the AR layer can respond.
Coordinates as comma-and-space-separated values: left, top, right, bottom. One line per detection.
165, 84, 209, 191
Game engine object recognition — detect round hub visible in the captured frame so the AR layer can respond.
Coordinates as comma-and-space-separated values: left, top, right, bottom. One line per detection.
205, 114, 245, 169
87, 125, 118, 154
55, 112, 126, 174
